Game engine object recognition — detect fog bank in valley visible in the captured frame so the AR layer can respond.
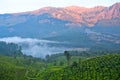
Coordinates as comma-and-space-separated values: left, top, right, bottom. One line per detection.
0, 37, 66, 58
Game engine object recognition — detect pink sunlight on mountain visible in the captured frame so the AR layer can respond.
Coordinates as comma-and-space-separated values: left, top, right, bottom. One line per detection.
0, 2, 120, 27
27, 2, 119, 27
0, 0, 120, 14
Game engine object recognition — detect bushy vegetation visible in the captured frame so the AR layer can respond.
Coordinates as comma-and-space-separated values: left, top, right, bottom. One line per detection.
0, 41, 120, 80
0, 54, 46, 80
0, 41, 45, 80
38, 54, 120, 80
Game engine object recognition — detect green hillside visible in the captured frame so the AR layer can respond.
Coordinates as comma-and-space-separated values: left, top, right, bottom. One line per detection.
0, 55, 45, 80
0, 42, 120, 80
37, 54, 120, 80
0, 53, 120, 80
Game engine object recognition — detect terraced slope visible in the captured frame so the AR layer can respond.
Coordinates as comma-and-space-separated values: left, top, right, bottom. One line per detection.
37, 54, 120, 80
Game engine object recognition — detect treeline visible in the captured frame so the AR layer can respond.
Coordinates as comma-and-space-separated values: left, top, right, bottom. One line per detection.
0, 41, 22, 56
45, 50, 120, 62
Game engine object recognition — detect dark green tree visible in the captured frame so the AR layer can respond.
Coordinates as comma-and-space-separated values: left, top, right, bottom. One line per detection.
53, 60, 57, 66
59, 61, 64, 66
45, 54, 50, 62
13, 51, 17, 59
64, 51, 71, 66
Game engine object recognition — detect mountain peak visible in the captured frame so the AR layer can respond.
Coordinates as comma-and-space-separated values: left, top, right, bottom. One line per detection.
114, 2, 120, 6
110, 2, 120, 8
94, 6, 105, 9
0, 2, 120, 27
64, 6, 88, 12
65, 6, 87, 9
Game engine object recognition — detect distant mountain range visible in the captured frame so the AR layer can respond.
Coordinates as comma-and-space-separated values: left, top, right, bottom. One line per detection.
0, 2, 120, 50
0, 2, 120, 27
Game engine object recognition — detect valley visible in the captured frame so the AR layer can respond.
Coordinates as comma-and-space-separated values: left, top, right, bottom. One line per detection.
0, 2, 120, 80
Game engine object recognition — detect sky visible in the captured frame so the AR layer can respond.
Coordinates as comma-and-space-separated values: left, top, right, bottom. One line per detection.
0, 0, 119, 14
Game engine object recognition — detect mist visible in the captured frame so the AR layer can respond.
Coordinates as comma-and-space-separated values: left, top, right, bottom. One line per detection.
0, 36, 88, 58
0, 37, 67, 58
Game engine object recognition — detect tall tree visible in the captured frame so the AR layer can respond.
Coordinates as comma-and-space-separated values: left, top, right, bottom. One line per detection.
64, 51, 71, 66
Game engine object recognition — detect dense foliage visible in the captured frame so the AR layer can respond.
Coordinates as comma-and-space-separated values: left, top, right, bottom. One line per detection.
38, 54, 120, 80
0, 55, 45, 80
0, 52, 120, 80
0, 41, 22, 56
0, 42, 120, 80
45, 50, 120, 63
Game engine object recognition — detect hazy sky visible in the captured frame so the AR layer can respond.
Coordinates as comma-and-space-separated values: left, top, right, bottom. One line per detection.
0, 0, 119, 14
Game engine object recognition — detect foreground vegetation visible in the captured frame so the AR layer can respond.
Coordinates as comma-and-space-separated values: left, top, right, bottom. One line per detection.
0, 53, 120, 80
38, 54, 120, 80
0, 41, 120, 80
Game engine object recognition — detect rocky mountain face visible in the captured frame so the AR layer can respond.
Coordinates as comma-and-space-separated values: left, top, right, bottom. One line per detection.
0, 2, 120, 27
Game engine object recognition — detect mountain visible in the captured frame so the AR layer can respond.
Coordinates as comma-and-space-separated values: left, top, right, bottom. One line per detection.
0, 2, 120, 27
0, 2, 120, 50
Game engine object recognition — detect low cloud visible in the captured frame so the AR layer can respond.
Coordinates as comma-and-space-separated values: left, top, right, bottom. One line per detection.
0, 37, 87, 58
0, 37, 65, 58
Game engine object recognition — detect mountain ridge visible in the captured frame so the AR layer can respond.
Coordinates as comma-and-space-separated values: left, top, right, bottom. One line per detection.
0, 2, 120, 27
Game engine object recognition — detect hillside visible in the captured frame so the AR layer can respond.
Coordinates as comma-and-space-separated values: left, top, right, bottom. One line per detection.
0, 55, 45, 80
37, 54, 120, 80
0, 43, 120, 80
